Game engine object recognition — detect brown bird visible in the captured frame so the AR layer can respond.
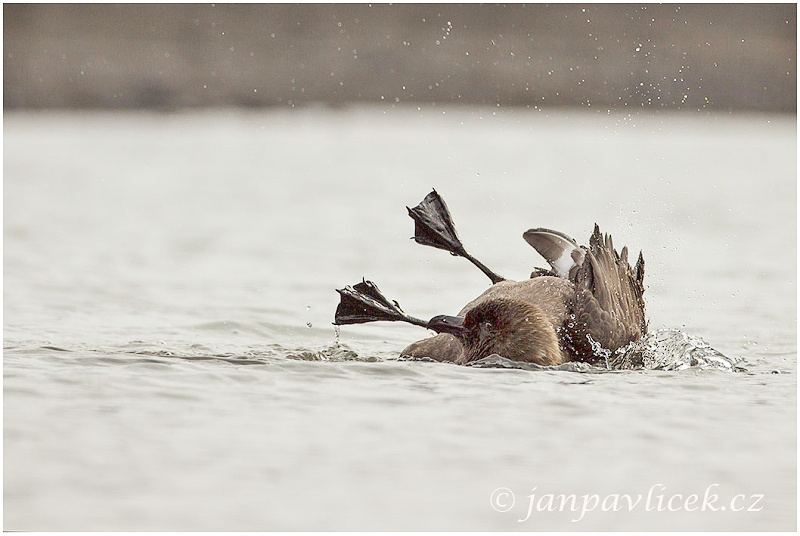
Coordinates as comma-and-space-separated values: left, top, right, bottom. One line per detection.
334, 190, 647, 367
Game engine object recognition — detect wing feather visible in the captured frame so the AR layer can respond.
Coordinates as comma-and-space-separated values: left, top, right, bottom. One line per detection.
568, 224, 647, 359
523, 228, 586, 280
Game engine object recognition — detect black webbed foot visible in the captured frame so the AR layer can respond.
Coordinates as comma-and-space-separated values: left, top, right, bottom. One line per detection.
407, 190, 505, 284
334, 279, 428, 328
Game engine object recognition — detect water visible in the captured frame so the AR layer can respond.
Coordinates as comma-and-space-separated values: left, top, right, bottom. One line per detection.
4, 107, 796, 530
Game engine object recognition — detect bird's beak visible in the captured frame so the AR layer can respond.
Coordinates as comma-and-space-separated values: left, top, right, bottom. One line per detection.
427, 315, 468, 337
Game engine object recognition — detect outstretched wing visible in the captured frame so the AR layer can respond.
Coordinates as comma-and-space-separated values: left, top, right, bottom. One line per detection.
569, 224, 646, 357
523, 228, 586, 280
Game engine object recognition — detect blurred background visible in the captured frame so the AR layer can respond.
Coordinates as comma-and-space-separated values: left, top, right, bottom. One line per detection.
4, 3, 796, 112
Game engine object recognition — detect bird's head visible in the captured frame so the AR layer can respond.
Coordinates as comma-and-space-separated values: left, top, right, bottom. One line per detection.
427, 298, 563, 365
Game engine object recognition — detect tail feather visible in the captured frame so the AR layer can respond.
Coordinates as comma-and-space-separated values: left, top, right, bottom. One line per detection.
635, 251, 645, 285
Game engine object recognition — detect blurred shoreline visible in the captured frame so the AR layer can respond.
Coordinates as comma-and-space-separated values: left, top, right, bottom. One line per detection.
4, 4, 796, 112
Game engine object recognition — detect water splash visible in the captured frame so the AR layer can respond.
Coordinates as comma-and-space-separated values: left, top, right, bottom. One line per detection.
586, 334, 612, 368
333, 325, 341, 347
469, 329, 741, 373
613, 329, 742, 372
286, 342, 367, 362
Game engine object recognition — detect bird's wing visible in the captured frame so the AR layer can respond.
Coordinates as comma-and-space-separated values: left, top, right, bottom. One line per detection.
523, 228, 586, 280
569, 224, 646, 356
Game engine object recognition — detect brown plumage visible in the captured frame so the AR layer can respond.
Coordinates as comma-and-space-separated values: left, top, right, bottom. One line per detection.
457, 297, 563, 365
401, 224, 646, 366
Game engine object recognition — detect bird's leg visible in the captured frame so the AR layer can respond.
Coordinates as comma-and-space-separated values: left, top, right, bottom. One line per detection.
407, 189, 505, 284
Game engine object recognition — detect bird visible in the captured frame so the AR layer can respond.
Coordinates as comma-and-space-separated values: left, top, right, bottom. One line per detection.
400, 225, 647, 365
334, 190, 647, 367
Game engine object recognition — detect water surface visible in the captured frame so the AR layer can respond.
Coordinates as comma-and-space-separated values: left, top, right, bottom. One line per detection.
4, 107, 796, 530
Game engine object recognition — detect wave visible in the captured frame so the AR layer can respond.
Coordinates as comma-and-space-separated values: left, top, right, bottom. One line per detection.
4, 328, 743, 373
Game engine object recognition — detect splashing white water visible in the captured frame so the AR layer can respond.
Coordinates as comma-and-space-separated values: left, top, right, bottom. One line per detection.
468, 329, 740, 372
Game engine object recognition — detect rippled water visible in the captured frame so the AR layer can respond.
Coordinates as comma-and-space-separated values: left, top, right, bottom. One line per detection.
4, 108, 796, 530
